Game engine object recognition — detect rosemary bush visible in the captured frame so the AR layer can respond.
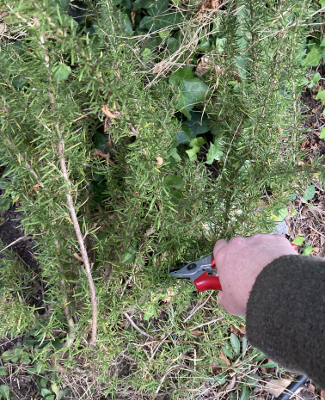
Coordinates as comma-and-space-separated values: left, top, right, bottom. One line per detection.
0, 0, 324, 397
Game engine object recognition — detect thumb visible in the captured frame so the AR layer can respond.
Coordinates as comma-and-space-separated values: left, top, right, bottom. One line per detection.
218, 291, 226, 310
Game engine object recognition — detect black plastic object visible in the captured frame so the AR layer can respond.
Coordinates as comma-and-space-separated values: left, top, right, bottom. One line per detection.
276, 375, 308, 400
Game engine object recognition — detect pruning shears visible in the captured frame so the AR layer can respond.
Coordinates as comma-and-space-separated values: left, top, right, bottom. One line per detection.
170, 253, 222, 292
171, 243, 298, 293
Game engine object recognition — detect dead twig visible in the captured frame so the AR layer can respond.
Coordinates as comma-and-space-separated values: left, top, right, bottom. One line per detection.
123, 312, 155, 340
58, 140, 98, 346
183, 292, 213, 323
0, 235, 32, 254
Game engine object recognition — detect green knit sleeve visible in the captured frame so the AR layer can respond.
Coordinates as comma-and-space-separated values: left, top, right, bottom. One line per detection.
246, 255, 325, 389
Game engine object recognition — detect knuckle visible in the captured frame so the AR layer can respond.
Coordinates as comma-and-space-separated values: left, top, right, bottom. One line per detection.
229, 236, 246, 246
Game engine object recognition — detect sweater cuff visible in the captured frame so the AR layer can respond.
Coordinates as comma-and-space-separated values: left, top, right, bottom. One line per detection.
246, 255, 325, 389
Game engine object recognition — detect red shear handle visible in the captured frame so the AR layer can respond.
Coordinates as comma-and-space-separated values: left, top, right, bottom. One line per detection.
194, 273, 222, 292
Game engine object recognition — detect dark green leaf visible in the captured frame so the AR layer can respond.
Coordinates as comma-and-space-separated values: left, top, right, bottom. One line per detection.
169, 66, 194, 86
0, 198, 9, 214
119, 12, 133, 36
303, 185, 315, 201
41, 389, 53, 397
213, 372, 227, 385
168, 189, 185, 205
12, 74, 27, 89
183, 111, 212, 136
303, 47, 322, 67
146, 0, 169, 16
246, 374, 260, 388
139, 12, 182, 31
0, 179, 9, 189
0, 367, 7, 376
122, 244, 138, 264
94, 131, 107, 152
167, 37, 179, 52
141, 36, 162, 50
165, 175, 185, 190
0, 351, 14, 362
175, 79, 210, 119
58, 387, 71, 400
174, 126, 192, 146
51, 63, 71, 82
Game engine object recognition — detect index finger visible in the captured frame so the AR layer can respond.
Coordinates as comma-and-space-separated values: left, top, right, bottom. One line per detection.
213, 239, 228, 257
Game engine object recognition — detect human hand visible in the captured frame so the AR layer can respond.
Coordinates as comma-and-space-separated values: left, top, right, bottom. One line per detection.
213, 234, 297, 317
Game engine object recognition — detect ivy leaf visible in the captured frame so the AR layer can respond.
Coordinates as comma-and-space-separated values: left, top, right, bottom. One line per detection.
146, 0, 169, 16
12, 74, 27, 89
143, 304, 156, 321
292, 236, 305, 246
303, 244, 314, 256
176, 80, 209, 119
316, 88, 325, 105
320, 126, 325, 139
169, 67, 209, 119
165, 175, 184, 190
169, 66, 194, 85
272, 208, 288, 222
41, 389, 53, 398
183, 111, 212, 137
190, 137, 205, 147
58, 387, 71, 400
168, 148, 181, 162
206, 139, 223, 164
51, 63, 71, 81
0, 385, 11, 400
139, 12, 182, 31
303, 47, 322, 67
167, 37, 179, 52
303, 185, 315, 201
174, 125, 192, 146
122, 243, 138, 264
119, 12, 133, 36
186, 146, 200, 161
169, 190, 185, 204
308, 72, 321, 88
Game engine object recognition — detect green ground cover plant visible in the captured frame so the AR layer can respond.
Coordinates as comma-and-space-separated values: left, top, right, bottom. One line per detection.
1, 0, 325, 398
